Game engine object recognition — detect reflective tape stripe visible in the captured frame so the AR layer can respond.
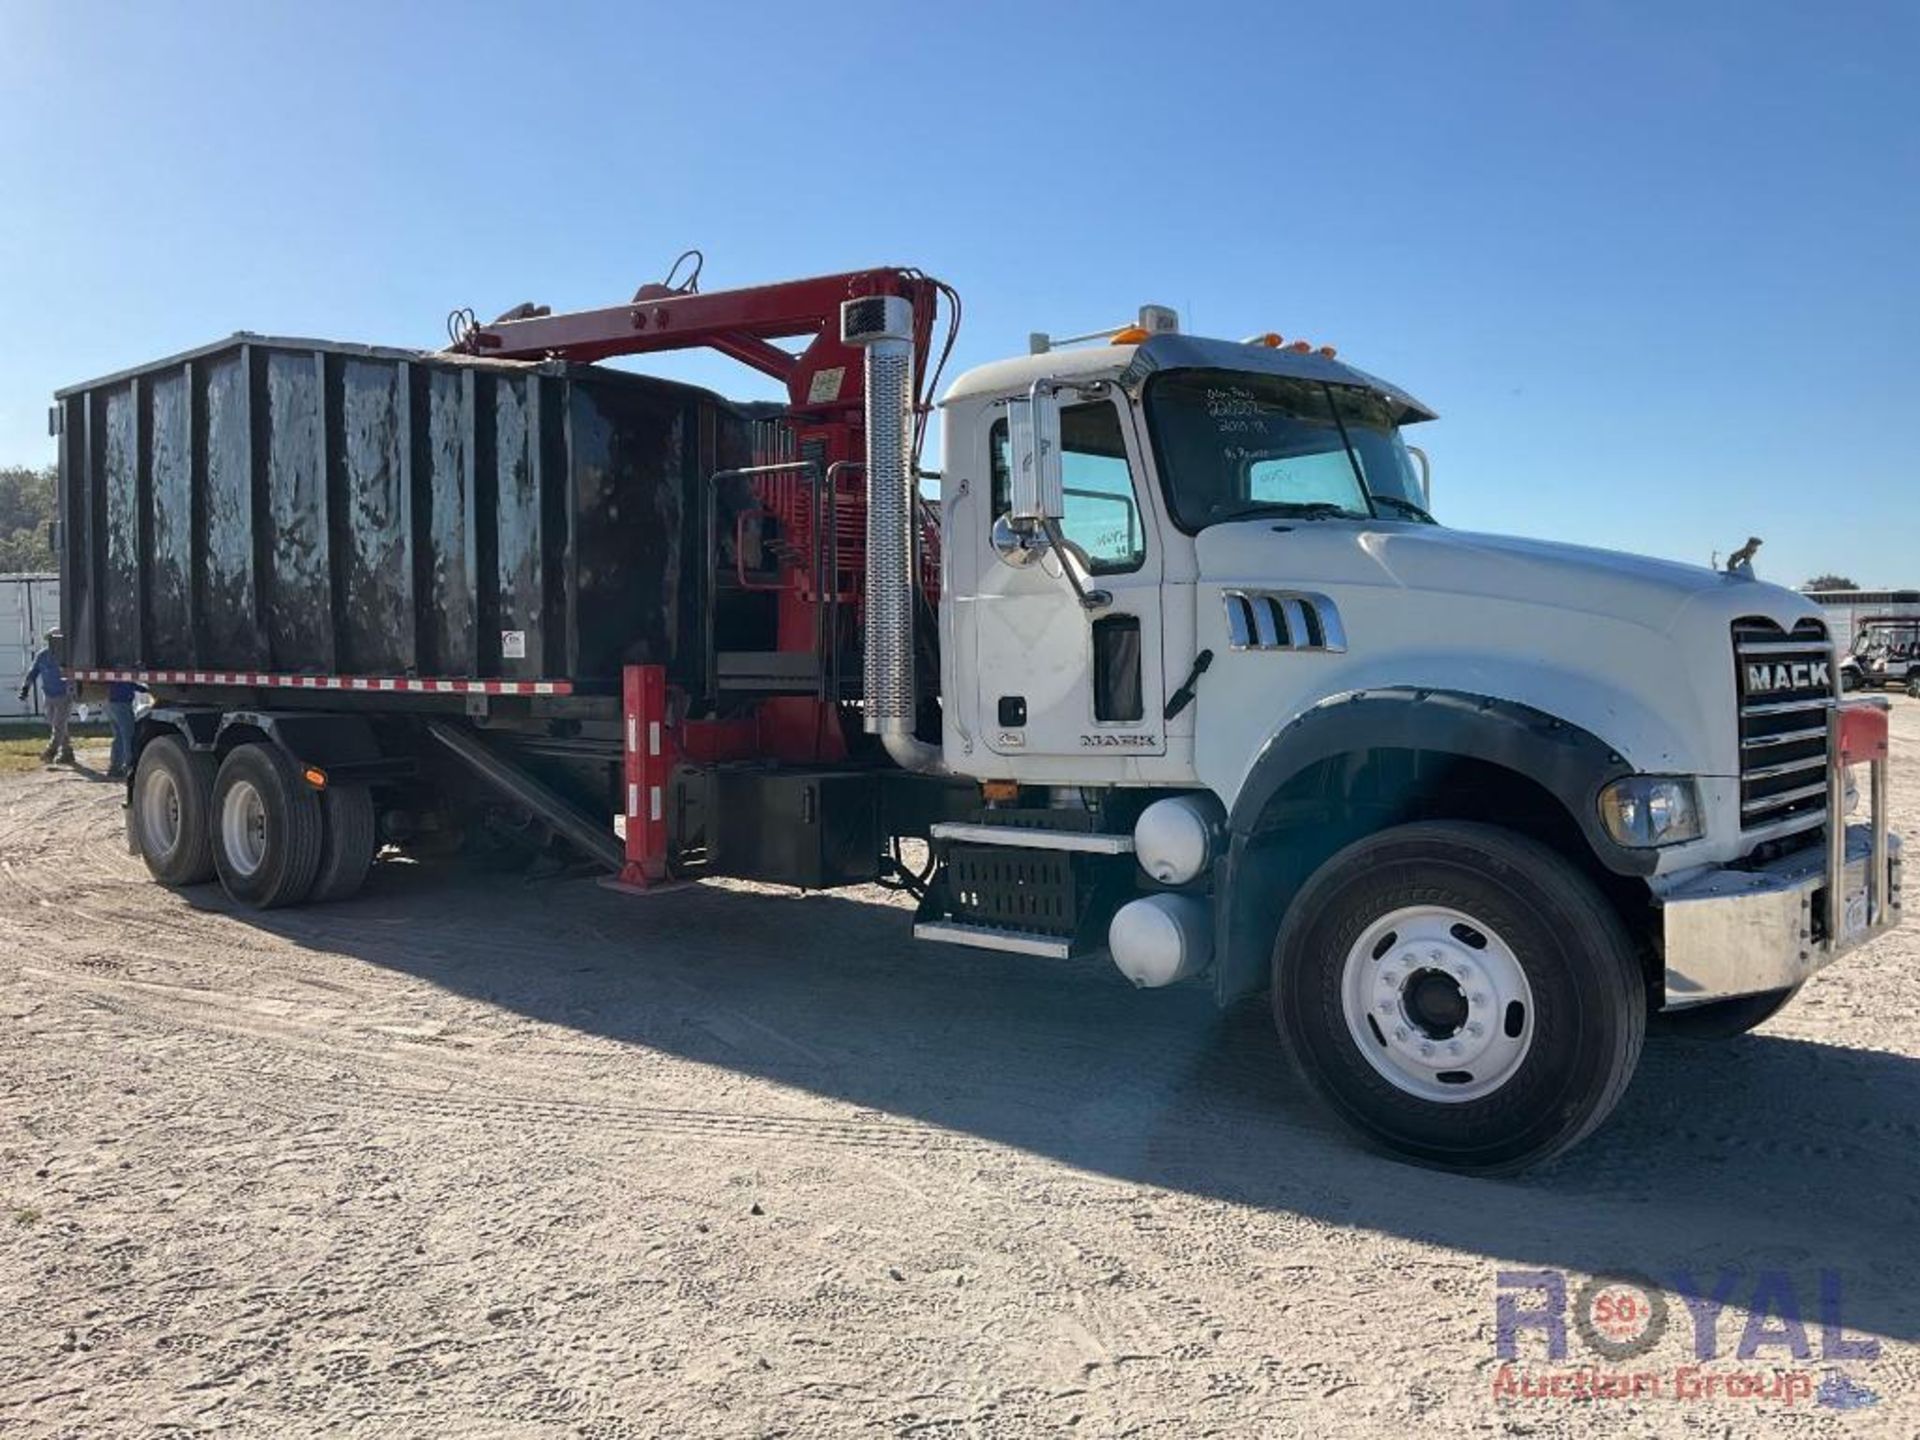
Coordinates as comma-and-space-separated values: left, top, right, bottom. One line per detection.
69, 667, 573, 696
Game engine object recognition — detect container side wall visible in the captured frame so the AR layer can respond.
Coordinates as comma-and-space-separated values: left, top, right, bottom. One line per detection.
58, 397, 92, 667
336, 358, 414, 673
101, 384, 141, 664
568, 381, 688, 681
493, 373, 544, 680
264, 350, 333, 671
60, 341, 754, 688
147, 366, 195, 666
421, 368, 477, 675
201, 353, 268, 667
470, 370, 500, 676
540, 377, 570, 680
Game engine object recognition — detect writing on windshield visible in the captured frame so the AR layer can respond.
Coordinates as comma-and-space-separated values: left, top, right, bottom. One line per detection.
1146, 370, 1428, 532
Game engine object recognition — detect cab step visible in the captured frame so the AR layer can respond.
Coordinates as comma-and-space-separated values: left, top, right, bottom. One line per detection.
912, 920, 1078, 958
928, 821, 1134, 854
914, 819, 1136, 960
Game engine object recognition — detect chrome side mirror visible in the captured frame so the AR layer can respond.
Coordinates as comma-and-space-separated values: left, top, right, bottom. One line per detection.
991, 512, 1052, 567
1007, 384, 1064, 522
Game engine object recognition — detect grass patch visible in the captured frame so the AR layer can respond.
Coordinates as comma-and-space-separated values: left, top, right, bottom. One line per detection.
0, 734, 110, 775
11, 1205, 41, 1226
0, 737, 53, 775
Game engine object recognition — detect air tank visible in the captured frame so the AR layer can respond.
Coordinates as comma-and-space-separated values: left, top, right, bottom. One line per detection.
1107, 893, 1214, 988
1133, 793, 1227, 885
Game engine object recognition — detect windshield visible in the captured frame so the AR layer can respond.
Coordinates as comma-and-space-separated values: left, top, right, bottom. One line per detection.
1144, 369, 1431, 531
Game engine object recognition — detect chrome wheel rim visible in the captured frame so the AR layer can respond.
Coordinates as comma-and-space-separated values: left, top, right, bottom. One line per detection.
139, 765, 182, 858
1339, 904, 1535, 1103
220, 779, 269, 878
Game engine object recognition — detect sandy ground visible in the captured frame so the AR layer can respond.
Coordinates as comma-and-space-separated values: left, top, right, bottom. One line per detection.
1, 703, 1917, 1438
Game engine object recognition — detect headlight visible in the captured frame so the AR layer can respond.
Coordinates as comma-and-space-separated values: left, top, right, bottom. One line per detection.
1598, 776, 1703, 848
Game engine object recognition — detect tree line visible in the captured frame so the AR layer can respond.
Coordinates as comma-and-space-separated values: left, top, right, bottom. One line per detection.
0, 466, 56, 574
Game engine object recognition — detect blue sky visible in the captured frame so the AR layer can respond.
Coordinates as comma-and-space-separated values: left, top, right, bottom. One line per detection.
2, 0, 1913, 586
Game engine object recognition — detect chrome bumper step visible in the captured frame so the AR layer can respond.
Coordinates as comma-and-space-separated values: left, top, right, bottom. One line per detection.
912, 920, 1078, 958
929, 821, 1134, 854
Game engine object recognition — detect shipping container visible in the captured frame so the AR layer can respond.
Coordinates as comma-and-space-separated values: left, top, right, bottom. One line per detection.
53, 335, 759, 692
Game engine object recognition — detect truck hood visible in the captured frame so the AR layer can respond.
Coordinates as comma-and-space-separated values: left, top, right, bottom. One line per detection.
1188, 519, 1828, 854
1193, 519, 1808, 637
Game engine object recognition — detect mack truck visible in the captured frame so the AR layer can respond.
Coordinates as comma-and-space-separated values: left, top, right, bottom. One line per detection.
53, 261, 1903, 1173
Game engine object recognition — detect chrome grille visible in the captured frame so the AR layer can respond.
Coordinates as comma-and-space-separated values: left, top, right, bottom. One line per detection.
1734, 617, 1834, 831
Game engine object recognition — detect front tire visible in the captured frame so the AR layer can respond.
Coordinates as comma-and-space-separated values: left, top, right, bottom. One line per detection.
1653, 985, 1800, 1039
1273, 820, 1645, 1174
211, 744, 324, 909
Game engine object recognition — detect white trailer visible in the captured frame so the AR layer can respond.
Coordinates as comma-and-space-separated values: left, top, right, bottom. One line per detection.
1806, 587, 1920, 653
0, 574, 59, 720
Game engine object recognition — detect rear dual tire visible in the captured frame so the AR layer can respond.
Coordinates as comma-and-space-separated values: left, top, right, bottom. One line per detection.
135, 737, 378, 909
133, 736, 218, 886
1274, 821, 1645, 1175
311, 783, 377, 904
212, 744, 325, 909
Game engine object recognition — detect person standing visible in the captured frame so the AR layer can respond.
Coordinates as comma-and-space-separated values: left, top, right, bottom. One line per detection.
105, 678, 144, 779
18, 628, 74, 765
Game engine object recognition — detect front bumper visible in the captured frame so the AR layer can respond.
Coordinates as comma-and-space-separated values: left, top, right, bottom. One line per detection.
1660, 824, 1902, 1008
1659, 700, 1901, 1010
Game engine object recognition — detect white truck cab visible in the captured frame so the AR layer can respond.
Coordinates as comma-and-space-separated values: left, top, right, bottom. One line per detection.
916, 318, 1903, 1172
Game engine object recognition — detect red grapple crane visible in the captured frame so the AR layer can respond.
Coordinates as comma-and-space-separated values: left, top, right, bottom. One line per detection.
454, 260, 947, 622
455, 263, 938, 400
452, 262, 953, 878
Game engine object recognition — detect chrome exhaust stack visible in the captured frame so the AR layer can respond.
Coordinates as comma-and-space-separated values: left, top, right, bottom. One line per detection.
842, 295, 945, 774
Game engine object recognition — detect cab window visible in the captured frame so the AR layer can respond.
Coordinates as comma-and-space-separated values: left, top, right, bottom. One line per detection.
990, 403, 1145, 574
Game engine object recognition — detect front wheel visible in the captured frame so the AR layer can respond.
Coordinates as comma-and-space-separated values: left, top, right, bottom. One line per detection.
1273, 821, 1645, 1174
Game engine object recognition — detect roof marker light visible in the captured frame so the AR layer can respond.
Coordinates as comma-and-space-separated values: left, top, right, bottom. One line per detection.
1317, 345, 1338, 359
1242, 332, 1285, 348
1110, 325, 1152, 344
1286, 340, 1312, 353
1136, 303, 1180, 335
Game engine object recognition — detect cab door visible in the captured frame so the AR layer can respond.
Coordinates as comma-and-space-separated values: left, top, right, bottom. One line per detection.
970, 396, 1166, 760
